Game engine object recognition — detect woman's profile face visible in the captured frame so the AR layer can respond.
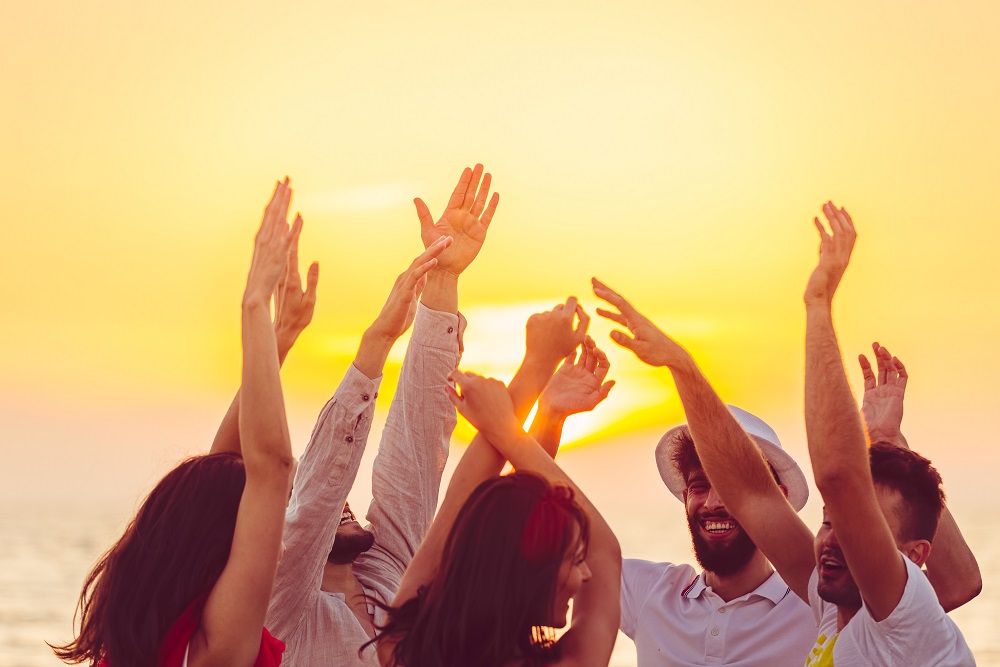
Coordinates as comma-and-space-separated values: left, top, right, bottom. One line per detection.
549, 523, 591, 628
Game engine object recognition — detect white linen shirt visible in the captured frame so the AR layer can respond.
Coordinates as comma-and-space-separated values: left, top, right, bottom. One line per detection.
805, 555, 974, 666
265, 305, 464, 667
621, 558, 817, 666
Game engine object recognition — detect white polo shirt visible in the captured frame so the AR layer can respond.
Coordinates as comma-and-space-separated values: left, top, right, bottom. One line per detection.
621, 559, 817, 666
805, 555, 974, 666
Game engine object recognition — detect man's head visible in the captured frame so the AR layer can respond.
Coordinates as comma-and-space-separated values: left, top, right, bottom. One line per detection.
328, 501, 375, 565
655, 407, 809, 576
814, 442, 945, 608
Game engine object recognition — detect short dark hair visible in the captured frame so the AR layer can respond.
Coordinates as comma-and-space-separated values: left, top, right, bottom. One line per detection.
869, 442, 945, 543
671, 430, 780, 486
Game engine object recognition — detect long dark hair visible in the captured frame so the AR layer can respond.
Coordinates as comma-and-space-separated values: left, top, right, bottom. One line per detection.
376, 471, 590, 667
50, 452, 247, 666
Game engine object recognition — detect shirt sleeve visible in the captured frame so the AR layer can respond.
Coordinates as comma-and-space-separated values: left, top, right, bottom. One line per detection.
264, 365, 381, 642
620, 559, 670, 638
360, 304, 464, 583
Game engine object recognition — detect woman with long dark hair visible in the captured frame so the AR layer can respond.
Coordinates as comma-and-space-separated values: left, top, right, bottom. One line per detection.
52, 179, 302, 667
375, 306, 622, 667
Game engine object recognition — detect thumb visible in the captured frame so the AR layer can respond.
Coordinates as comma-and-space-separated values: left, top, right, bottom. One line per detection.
414, 198, 435, 236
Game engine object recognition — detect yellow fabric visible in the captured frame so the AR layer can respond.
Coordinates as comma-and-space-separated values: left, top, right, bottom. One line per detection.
804, 632, 839, 667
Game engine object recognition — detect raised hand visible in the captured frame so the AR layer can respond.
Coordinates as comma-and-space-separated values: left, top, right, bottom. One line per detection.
246, 178, 299, 305
414, 164, 499, 275
859, 342, 908, 447
445, 370, 522, 444
804, 201, 857, 306
539, 336, 615, 418
368, 236, 454, 342
592, 277, 690, 369
525, 297, 590, 370
274, 217, 319, 357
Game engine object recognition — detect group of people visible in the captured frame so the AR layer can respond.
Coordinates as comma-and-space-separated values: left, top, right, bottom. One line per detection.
52, 166, 982, 666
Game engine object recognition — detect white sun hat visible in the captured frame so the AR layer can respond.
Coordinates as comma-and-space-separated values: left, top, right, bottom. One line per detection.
654, 405, 809, 512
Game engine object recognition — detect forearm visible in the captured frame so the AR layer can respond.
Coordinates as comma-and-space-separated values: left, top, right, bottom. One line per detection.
239, 296, 294, 473
211, 325, 299, 456
419, 269, 458, 314
925, 504, 982, 611
669, 354, 780, 507
528, 407, 565, 459
804, 305, 870, 491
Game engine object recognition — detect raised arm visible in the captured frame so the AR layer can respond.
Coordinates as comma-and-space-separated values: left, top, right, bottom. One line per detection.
804, 202, 907, 622
265, 237, 452, 640
592, 278, 817, 601
389, 298, 587, 612
529, 335, 615, 453
211, 221, 319, 455
859, 342, 981, 611
445, 371, 621, 667
190, 179, 298, 667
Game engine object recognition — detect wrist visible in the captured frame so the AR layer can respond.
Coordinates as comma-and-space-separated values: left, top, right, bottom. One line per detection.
536, 400, 570, 422
242, 291, 270, 313
420, 269, 459, 314
520, 352, 562, 377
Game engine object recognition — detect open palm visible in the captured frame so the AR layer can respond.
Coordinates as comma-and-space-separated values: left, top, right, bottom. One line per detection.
414, 164, 499, 275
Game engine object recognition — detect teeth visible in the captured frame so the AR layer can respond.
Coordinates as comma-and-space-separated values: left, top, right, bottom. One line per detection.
704, 521, 735, 533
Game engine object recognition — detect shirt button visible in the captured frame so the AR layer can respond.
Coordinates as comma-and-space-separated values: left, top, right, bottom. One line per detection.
719, 608, 726, 614
374, 392, 378, 399
346, 435, 354, 443
711, 628, 719, 636
362, 394, 370, 401
447, 326, 454, 334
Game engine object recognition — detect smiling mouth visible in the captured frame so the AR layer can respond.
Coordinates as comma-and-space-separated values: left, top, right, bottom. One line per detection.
819, 553, 847, 575
339, 508, 357, 526
700, 519, 737, 537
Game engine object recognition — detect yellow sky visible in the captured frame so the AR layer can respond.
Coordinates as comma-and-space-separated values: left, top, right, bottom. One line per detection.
2, 0, 999, 505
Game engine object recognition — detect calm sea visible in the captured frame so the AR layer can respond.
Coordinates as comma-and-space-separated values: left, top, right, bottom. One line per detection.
4, 432, 997, 666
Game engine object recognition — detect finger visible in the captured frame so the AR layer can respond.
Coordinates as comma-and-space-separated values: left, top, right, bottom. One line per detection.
276, 177, 292, 228
445, 384, 463, 409
591, 277, 635, 315
609, 329, 640, 353
414, 198, 436, 236
839, 207, 855, 234
481, 192, 500, 229
576, 341, 591, 369
462, 163, 484, 210
594, 347, 611, 383
813, 216, 830, 240
559, 348, 578, 371
412, 235, 452, 268
403, 258, 438, 292
471, 171, 492, 217
598, 380, 615, 400
564, 295, 579, 312
892, 357, 908, 391
447, 167, 473, 210
305, 262, 319, 302
875, 345, 890, 386
596, 308, 628, 327
575, 304, 591, 336
288, 214, 304, 289
263, 179, 282, 223
414, 273, 428, 300
859, 354, 876, 391
583, 342, 598, 373
448, 369, 473, 386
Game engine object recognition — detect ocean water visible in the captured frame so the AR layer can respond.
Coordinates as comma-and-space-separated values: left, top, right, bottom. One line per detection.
4, 434, 997, 666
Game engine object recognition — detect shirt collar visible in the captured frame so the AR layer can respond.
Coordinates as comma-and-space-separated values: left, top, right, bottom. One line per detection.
683, 570, 792, 605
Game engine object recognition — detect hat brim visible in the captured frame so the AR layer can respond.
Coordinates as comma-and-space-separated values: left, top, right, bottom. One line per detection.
655, 425, 809, 512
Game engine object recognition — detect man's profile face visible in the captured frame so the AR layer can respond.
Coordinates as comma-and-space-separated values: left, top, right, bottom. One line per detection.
814, 484, 909, 609
328, 501, 375, 564
683, 469, 758, 576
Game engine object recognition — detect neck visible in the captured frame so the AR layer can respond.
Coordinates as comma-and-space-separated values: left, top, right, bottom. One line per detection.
704, 550, 775, 602
321, 561, 363, 595
836, 603, 862, 631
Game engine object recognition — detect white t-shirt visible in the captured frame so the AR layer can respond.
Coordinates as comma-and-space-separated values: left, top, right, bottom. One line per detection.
805, 554, 975, 666
621, 559, 817, 666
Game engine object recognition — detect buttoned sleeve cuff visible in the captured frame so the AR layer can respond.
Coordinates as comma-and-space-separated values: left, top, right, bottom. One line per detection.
338, 362, 383, 413
411, 302, 467, 353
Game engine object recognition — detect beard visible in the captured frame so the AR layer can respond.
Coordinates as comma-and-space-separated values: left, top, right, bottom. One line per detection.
816, 550, 863, 608
327, 522, 376, 565
687, 513, 759, 577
